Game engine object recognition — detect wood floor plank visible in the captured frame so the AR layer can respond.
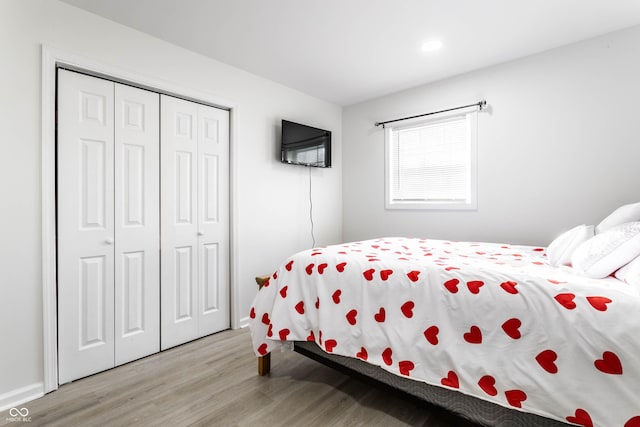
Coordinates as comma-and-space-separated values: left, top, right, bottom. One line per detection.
0, 328, 482, 426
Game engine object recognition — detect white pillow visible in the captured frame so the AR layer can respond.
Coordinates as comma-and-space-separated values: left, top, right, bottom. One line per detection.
547, 224, 595, 266
571, 222, 640, 278
596, 202, 640, 233
615, 256, 640, 293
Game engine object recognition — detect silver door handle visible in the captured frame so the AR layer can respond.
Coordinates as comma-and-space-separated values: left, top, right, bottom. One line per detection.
197, 231, 204, 236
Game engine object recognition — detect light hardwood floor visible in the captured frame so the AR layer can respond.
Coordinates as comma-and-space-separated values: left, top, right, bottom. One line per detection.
1, 329, 481, 427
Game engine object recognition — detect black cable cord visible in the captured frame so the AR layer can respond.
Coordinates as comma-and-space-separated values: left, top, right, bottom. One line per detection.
308, 166, 316, 248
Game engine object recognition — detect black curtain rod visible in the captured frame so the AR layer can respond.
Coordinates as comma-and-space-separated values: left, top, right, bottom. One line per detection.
374, 100, 487, 128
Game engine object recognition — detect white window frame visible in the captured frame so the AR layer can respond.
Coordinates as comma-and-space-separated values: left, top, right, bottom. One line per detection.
384, 107, 478, 210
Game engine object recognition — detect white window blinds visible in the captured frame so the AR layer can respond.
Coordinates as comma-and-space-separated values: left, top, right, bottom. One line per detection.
386, 111, 477, 210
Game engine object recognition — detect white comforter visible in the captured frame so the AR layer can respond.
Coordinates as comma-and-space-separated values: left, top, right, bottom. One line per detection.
249, 238, 640, 426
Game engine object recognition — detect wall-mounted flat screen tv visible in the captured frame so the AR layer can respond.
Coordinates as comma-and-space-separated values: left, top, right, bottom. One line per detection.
281, 120, 331, 168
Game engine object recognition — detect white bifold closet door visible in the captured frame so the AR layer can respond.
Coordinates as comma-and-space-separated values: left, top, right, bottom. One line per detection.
160, 95, 230, 350
57, 70, 160, 383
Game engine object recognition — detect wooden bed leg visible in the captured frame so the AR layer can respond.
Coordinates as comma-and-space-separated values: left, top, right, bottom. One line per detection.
258, 354, 271, 376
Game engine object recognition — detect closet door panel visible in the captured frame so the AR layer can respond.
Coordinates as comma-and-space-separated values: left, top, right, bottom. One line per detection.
58, 70, 115, 384
198, 105, 230, 335
160, 95, 199, 350
114, 83, 160, 365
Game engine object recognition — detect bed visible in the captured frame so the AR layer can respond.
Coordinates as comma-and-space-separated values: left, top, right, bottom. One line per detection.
249, 222, 640, 426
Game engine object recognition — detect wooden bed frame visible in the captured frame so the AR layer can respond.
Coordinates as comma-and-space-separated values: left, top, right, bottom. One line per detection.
253, 275, 569, 427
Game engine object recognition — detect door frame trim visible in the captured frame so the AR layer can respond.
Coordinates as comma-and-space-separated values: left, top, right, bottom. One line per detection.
41, 45, 240, 393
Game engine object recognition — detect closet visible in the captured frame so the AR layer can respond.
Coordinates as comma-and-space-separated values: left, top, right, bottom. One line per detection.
160, 95, 230, 350
57, 70, 229, 384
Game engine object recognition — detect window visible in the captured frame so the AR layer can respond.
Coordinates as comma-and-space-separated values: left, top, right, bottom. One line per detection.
385, 109, 477, 210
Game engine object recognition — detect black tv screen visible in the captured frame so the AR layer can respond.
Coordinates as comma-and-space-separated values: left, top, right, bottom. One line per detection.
281, 120, 331, 168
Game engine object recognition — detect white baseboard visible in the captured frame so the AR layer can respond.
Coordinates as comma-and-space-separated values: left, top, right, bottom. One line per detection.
0, 383, 44, 412
238, 316, 250, 328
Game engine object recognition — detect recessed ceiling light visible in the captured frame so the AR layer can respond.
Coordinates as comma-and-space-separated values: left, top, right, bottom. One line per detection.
421, 40, 443, 52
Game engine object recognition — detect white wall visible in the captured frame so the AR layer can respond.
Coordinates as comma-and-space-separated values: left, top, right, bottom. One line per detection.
343, 25, 640, 247
0, 0, 341, 404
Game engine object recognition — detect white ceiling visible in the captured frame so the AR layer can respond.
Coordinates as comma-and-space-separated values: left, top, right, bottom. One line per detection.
60, 0, 640, 106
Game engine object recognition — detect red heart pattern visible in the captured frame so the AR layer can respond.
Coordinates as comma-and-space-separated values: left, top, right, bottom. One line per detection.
257, 343, 268, 356
407, 270, 421, 282
363, 268, 375, 281
444, 278, 460, 293
500, 281, 518, 294
278, 328, 290, 340
324, 339, 337, 352
594, 351, 623, 375
305, 263, 314, 275
464, 326, 482, 344
467, 280, 484, 294
587, 296, 611, 311
279, 286, 288, 298
424, 326, 439, 345
399, 360, 414, 376
501, 318, 522, 339
566, 409, 593, 427
536, 349, 558, 374
356, 346, 368, 361
555, 293, 576, 310
382, 347, 393, 366
626, 417, 640, 427
374, 307, 386, 322
251, 238, 636, 427
505, 389, 527, 408
478, 375, 498, 396
332, 289, 342, 304
441, 370, 459, 388
346, 309, 358, 325
380, 269, 393, 280
401, 301, 415, 318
